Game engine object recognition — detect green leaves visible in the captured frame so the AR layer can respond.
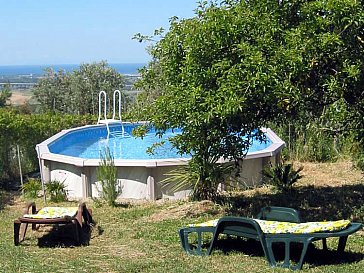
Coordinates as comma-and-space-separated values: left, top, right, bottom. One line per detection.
22, 178, 42, 199
33, 61, 125, 115
0, 83, 12, 107
46, 180, 68, 203
262, 163, 303, 192
132, 0, 364, 199
0, 108, 94, 182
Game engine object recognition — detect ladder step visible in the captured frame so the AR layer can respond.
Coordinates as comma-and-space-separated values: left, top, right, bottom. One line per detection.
109, 131, 128, 137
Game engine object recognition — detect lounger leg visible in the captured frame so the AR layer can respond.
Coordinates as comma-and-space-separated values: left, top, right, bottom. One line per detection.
265, 237, 312, 270
294, 241, 310, 270
19, 223, 29, 242
322, 238, 328, 251
14, 220, 21, 246
83, 208, 94, 226
337, 236, 348, 253
179, 227, 214, 256
178, 229, 188, 252
264, 239, 278, 267
179, 228, 196, 254
73, 220, 81, 245
207, 231, 219, 255
284, 241, 291, 266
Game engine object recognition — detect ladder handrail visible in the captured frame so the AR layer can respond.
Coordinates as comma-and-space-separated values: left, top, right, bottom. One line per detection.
112, 90, 122, 122
98, 91, 107, 124
97, 90, 124, 138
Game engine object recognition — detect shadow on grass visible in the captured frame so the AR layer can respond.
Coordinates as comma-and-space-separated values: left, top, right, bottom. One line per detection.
115, 203, 132, 208
92, 200, 132, 209
218, 184, 364, 222
211, 237, 364, 268
208, 184, 364, 268
0, 190, 18, 211
36, 223, 94, 248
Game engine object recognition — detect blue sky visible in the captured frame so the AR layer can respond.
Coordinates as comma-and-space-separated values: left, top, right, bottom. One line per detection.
0, 0, 198, 65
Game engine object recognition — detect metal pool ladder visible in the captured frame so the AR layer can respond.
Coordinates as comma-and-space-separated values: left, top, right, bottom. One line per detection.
97, 90, 125, 138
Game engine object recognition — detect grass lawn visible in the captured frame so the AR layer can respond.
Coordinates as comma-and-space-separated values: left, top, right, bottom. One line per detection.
0, 161, 363, 272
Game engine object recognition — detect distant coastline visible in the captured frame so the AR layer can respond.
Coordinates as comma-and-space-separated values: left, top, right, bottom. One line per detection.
0, 63, 146, 77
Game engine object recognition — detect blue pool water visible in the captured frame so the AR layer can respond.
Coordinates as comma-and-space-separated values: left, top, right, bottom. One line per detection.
48, 124, 272, 160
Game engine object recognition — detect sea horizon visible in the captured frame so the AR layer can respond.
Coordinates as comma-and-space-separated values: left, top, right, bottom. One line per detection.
0, 62, 146, 76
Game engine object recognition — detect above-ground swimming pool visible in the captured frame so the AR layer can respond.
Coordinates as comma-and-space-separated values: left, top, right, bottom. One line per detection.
48, 126, 191, 160
36, 123, 285, 200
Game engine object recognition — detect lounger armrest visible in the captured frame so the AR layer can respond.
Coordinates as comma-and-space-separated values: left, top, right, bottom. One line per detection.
23, 202, 36, 215
206, 217, 264, 256
216, 216, 264, 236
77, 202, 95, 226
78, 202, 86, 215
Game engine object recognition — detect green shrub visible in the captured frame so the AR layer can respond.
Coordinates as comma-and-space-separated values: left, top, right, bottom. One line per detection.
46, 180, 67, 202
352, 204, 364, 222
22, 178, 42, 199
0, 108, 95, 185
355, 156, 364, 171
351, 142, 364, 171
96, 147, 121, 207
160, 158, 236, 201
0, 189, 3, 204
262, 163, 303, 192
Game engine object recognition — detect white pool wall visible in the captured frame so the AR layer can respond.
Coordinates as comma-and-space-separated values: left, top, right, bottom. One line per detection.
36, 124, 285, 200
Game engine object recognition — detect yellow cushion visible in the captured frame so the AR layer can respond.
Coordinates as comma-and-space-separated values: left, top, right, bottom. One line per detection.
23, 207, 78, 219
189, 218, 351, 234
255, 219, 351, 234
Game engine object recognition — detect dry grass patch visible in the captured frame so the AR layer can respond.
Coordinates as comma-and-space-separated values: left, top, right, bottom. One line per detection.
143, 200, 223, 223
297, 161, 363, 187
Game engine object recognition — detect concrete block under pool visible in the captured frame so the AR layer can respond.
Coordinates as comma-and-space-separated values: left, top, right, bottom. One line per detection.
36, 124, 285, 200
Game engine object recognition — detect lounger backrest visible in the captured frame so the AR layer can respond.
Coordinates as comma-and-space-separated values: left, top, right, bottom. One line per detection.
256, 206, 301, 223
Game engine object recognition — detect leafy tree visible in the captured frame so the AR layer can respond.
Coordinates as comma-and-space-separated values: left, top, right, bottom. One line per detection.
134, 0, 364, 199
0, 83, 12, 107
33, 61, 125, 114
71, 62, 126, 115
32, 68, 68, 113
0, 108, 94, 184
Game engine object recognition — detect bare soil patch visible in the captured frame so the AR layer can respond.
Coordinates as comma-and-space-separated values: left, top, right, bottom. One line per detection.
9, 91, 32, 105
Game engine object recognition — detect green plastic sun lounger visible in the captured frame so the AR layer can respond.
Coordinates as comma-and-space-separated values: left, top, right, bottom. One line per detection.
178, 207, 363, 270
179, 206, 302, 256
